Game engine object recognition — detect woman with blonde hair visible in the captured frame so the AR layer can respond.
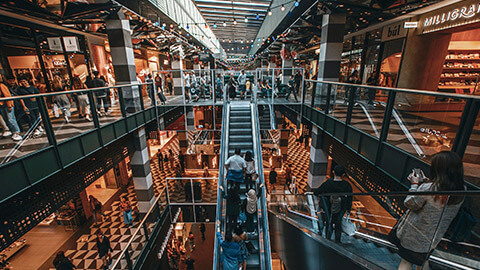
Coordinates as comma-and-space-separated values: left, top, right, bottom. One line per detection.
52, 74, 71, 123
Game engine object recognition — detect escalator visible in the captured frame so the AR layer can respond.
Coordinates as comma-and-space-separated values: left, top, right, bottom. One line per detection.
268, 193, 479, 270
214, 101, 272, 270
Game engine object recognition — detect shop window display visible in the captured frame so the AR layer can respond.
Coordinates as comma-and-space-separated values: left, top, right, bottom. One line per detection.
378, 39, 404, 88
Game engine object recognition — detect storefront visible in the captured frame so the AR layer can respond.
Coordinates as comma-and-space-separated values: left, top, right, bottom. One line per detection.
397, 0, 480, 95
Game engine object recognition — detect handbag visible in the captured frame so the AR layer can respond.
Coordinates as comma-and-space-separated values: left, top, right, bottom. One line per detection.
387, 210, 409, 247
342, 215, 357, 236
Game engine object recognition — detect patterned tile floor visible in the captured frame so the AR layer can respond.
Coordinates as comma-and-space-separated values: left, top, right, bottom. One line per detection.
61, 139, 182, 270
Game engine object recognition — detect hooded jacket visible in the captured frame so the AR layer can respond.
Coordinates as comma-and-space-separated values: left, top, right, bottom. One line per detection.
246, 189, 257, 214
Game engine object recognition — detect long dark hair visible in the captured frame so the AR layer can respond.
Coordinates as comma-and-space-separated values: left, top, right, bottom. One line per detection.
245, 151, 253, 162
430, 151, 464, 205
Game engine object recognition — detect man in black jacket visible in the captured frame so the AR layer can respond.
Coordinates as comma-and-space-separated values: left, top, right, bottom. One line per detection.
313, 165, 352, 243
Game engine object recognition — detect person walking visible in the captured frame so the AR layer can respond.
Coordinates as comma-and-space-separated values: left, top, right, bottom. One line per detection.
238, 70, 247, 100
166, 74, 173, 95
52, 75, 71, 123
188, 231, 195, 251
89, 195, 104, 225
72, 76, 91, 121
285, 75, 298, 102
200, 223, 206, 241
92, 71, 110, 116
244, 151, 256, 190
96, 231, 112, 270
154, 73, 162, 93
169, 149, 175, 168
245, 188, 260, 232
216, 231, 243, 270
391, 151, 465, 270
233, 226, 248, 270
269, 167, 277, 191
53, 251, 76, 270
185, 255, 195, 270
225, 187, 241, 231
17, 77, 43, 136
178, 150, 185, 173
225, 148, 246, 192
0, 83, 22, 141
313, 165, 353, 243
120, 196, 133, 226
284, 164, 292, 191
156, 149, 163, 169
145, 74, 155, 106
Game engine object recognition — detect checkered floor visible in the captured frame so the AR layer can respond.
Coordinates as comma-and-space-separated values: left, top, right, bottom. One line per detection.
62, 139, 186, 270
265, 134, 310, 194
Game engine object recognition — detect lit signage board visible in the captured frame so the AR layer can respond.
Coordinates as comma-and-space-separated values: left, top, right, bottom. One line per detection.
381, 21, 408, 42
404, 22, 418, 28
421, 1, 480, 33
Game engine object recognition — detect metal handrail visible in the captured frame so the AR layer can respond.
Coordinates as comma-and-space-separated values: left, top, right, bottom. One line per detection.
0, 82, 152, 101
252, 97, 273, 269
110, 188, 166, 269
304, 79, 480, 100
273, 189, 480, 196
276, 198, 478, 270
213, 93, 229, 270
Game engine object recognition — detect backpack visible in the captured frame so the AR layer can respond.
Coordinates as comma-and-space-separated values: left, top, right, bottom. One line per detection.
330, 195, 342, 215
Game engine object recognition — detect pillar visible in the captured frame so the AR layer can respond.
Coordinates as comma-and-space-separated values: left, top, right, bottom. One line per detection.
279, 130, 289, 161
186, 107, 195, 130
178, 131, 188, 153
281, 44, 293, 84
316, 14, 346, 110
131, 127, 156, 214
307, 126, 328, 189
105, 11, 140, 113
172, 60, 183, 95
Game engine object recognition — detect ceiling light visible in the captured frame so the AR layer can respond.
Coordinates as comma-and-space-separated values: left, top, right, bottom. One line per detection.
281, 5, 285, 11
213, 23, 217, 28
256, 14, 260, 20
244, 16, 248, 23
223, 21, 227, 27
268, 9, 272, 16
205, 24, 208, 28
294, 0, 299, 7
170, 24, 174, 28
233, 19, 237, 25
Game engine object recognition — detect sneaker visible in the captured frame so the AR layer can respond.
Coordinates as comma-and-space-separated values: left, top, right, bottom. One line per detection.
34, 129, 42, 136
86, 115, 92, 121
105, 110, 111, 116
2, 131, 12, 137
64, 116, 71, 123
11, 133, 22, 141
38, 126, 44, 132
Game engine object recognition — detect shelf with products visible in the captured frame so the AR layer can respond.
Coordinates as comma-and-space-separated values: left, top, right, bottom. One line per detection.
438, 49, 480, 94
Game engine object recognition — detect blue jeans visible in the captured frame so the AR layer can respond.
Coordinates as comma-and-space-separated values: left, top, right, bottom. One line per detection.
123, 210, 133, 225
0, 105, 20, 133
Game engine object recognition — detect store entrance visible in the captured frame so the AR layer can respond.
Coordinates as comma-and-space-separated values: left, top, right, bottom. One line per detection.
85, 168, 120, 206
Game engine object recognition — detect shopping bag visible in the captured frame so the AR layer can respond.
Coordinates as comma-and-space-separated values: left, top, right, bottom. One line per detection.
342, 215, 357, 236
53, 103, 60, 118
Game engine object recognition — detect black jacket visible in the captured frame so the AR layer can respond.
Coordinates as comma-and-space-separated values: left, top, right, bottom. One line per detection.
313, 178, 353, 213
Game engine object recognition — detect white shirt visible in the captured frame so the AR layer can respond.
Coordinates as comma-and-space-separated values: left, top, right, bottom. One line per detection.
245, 160, 255, 174
238, 73, 247, 85
225, 155, 246, 171
184, 74, 191, 87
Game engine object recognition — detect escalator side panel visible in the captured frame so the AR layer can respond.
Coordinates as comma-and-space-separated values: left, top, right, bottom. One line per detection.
268, 212, 381, 270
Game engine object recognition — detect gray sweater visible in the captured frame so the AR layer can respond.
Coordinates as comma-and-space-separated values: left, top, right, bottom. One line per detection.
396, 182, 462, 253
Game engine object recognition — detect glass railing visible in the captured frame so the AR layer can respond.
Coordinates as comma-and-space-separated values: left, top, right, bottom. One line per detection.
302, 79, 480, 188
269, 189, 480, 270
110, 189, 168, 269
0, 82, 172, 165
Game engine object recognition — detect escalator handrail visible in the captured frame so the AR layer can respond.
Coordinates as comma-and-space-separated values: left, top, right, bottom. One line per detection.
274, 193, 479, 270
213, 98, 230, 270
252, 101, 273, 270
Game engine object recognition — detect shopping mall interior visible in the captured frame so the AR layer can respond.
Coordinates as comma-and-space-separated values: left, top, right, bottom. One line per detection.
0, 0, 479, 269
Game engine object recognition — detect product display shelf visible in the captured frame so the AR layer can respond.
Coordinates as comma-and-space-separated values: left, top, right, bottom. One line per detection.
438, 49, 480, 94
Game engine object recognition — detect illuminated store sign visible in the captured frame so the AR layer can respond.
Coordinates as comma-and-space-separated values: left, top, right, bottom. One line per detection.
422, 2, 480, 33
381, 22, 408, 42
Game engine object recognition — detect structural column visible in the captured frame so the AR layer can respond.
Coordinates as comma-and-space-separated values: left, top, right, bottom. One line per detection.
279, 130, 289, 161
307, 126, 328, 189
281, 45, 293, 84
105, 11, 140, 113
172, 59, 183, 95
131, 127, 156, 214
178, 131, 188, 153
